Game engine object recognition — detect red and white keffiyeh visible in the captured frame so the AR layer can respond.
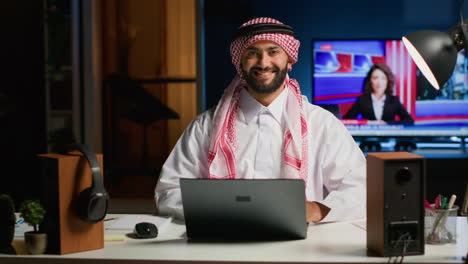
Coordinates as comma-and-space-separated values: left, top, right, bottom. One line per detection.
207, 17, 308, 182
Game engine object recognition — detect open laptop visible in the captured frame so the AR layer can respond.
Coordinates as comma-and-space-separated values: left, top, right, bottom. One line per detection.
180, 179, 307, 240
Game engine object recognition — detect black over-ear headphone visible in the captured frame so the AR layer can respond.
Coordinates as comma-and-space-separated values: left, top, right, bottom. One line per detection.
67, 144, 109, 223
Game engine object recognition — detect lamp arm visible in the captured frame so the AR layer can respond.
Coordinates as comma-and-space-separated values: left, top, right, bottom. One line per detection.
460, 24, 468, 65
447, 20, 468, 52
459, 0, 465, 25
460, 2, 468, 218
458, 0, 468, 58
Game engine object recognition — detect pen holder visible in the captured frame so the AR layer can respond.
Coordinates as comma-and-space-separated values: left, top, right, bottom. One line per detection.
424, 205, 458, 244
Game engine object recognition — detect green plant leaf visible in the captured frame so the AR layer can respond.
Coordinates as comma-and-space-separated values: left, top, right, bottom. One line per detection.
19, 200, 46, 232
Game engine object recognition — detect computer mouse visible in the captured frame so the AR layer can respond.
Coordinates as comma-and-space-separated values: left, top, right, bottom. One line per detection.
134, 222, 158, 239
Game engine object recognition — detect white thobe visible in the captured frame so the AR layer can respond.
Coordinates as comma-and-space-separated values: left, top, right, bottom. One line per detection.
155, 87, 366, 222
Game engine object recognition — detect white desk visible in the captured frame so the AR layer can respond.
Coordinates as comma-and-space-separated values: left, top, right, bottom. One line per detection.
1, 215, 467, 264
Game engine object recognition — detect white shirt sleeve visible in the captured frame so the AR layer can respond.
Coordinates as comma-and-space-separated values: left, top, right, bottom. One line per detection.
311, 109, 366, 222
154, 111, 212, 220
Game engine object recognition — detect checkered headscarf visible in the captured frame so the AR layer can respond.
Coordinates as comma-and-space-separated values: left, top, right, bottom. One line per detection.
208, 18, 308, 183
230, 17, 300, 78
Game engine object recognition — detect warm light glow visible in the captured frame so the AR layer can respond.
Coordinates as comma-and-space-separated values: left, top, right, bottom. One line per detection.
402, 37, 440, 89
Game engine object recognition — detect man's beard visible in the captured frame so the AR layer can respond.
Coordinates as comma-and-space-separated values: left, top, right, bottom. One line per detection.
242, 65, 288, 94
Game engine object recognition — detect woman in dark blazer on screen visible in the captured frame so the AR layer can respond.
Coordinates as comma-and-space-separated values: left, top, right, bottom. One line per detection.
343, 63, 414, 125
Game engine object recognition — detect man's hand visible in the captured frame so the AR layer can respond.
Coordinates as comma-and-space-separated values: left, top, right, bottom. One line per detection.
306, 201, 330, 223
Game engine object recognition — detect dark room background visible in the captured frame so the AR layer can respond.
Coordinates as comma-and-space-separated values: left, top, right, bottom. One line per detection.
0, 1, 46, 204
203, 0, 459, 108
0, 0, 466, 206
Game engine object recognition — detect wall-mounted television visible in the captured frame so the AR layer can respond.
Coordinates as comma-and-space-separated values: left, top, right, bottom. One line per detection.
311, 39, 468, 143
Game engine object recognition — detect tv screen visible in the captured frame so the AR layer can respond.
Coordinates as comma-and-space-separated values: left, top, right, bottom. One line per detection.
312, 39, 468, 140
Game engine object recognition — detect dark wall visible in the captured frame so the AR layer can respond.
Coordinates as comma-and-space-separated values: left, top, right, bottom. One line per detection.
203, 0, 460, 108
0, 2, 47, 206
426, 158, 467, 206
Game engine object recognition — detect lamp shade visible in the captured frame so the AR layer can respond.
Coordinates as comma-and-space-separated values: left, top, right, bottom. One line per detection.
402, 30, 458, 90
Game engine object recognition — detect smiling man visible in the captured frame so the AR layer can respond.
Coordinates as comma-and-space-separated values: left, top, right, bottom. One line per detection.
242, 40, 290, 101
155, 17, 366, 223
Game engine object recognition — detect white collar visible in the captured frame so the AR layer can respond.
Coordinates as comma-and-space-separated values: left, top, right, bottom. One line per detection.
239, 86, 288, 125
371, 93, 386, 102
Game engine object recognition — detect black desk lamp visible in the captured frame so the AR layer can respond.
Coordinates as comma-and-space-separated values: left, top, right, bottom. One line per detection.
402, 0, 468, 90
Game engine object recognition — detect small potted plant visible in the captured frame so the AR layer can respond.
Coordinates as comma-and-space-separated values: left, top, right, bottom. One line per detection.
19, 200, 47, 254
0, 194, 16, 254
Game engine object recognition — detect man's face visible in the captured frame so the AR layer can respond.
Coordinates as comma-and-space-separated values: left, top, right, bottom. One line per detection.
241, 40, 292, 94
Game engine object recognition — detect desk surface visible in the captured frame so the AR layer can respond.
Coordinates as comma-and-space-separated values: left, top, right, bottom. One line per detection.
1, 215, 467, 264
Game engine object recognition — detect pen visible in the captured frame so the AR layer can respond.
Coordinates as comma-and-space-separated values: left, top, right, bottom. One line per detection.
424, 199, 432, 209
447, 194, 457, 209
434, 195, 441, 209
441, 196, 448, 209
104, 217, 119, 221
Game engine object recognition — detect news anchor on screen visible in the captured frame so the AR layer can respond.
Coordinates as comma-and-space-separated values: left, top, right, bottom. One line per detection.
343, 63, 414, 125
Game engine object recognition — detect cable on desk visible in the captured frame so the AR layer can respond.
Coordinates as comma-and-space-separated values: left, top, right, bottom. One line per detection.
387, 232, 412, 264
